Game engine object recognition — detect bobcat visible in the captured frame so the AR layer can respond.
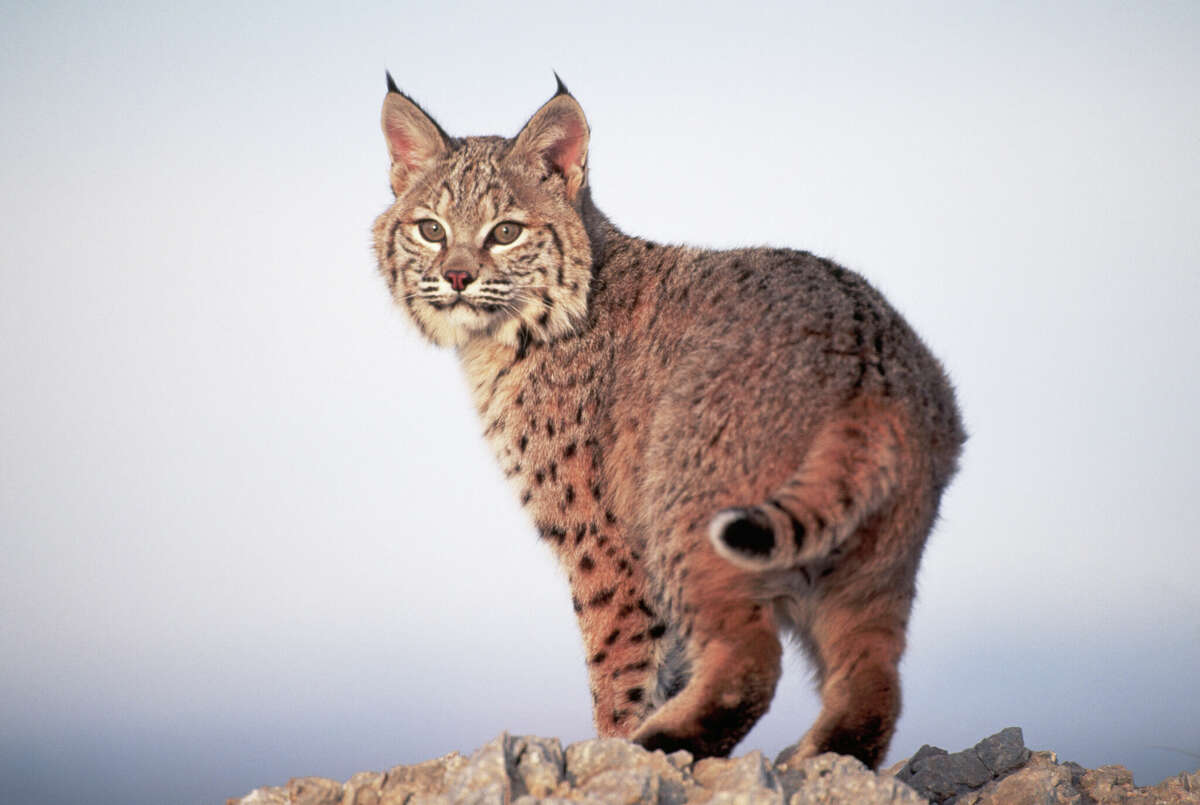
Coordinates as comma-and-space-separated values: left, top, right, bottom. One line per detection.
371, 74, 964, 769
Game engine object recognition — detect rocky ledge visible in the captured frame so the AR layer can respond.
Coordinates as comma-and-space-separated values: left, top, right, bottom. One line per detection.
230, 727, 1199, 804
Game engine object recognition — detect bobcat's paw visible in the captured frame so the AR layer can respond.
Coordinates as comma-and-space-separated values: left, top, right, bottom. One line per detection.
633, 727, 698, 757
774, 735, 819, 769
630, 701, 751, 759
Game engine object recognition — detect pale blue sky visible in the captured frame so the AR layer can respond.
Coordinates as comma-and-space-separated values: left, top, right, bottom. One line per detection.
2, 1, 1199, 803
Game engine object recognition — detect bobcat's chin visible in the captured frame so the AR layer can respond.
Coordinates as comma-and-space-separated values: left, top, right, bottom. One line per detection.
410, 301, 499, 347
415, 296, 586, 350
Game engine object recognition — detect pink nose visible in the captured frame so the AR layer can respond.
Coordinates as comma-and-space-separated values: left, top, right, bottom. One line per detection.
444, 270, 474, 292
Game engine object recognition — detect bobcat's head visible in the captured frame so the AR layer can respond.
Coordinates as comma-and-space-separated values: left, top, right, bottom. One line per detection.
372, 75, 593, 349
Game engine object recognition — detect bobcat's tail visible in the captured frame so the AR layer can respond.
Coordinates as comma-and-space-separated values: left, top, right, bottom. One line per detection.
707, 400, 906, 571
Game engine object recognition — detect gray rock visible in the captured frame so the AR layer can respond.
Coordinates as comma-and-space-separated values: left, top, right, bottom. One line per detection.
896, 727, 1030, 802
973, 727, 1031, 778
906, 744, 950, 768
510, 735, 566, 798
896, 745, 975, 802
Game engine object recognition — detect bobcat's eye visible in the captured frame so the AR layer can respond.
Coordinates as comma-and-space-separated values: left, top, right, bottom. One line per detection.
417, 219, 446, 243
489, 221, 523, 246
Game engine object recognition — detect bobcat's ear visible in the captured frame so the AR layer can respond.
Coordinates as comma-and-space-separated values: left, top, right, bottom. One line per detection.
381, 74, 451, 197
512, 80, 589, 202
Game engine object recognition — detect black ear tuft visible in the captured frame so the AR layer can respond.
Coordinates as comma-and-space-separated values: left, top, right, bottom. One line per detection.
552, 71, 571, 97
385, 70, 400, 94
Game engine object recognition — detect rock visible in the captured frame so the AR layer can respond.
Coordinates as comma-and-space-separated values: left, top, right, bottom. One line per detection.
229, 786, 289, 805
896, 727, 1032, 802
284, 776, 345, 805
510, 735, 566, 798
1147, 768, 1200, 804
343, 771, 385, 805
973, 727, 1030, 778
381, 751, 468, 803
445, 733, 513, 804
956, 751, 1079, 805
779, 752, 927, 804
939, 749, 1200, 805
566, 736, 694, 803
565, 737, 653, 784
577, 766, 660, 803
1074, 761, 1200, 805
693, 751, 780, 793
230, 727, 1200, 805
1078, 764, 1135, 803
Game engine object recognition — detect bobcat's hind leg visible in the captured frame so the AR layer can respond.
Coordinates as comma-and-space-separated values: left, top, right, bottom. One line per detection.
776, 594, 909, 770
630, 554, 783, 758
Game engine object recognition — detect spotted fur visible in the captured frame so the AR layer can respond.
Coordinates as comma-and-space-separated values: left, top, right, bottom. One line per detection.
371, 76, 965, 769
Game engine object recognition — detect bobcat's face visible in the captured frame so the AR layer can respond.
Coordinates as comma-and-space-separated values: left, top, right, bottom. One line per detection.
374, 82, 593, 349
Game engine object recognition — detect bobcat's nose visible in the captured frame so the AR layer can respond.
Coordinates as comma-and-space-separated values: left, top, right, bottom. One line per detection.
443, 269, 475, 292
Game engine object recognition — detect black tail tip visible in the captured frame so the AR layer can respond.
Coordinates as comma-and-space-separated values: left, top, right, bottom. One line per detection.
714, 509, 776, 559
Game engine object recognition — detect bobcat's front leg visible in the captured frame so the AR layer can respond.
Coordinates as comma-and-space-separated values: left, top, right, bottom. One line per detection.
548, 520, 661, 737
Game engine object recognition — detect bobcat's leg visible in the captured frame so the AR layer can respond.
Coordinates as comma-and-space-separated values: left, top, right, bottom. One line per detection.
561, 538, 661, 738
776, 594, 909, 770
630, 550, 783, 757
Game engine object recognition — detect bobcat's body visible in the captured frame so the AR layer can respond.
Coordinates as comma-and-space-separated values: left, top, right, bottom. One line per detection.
372, 76, 964, 768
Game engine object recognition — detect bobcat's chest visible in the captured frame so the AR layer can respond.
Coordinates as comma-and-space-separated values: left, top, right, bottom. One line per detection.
459, 336, 618, 547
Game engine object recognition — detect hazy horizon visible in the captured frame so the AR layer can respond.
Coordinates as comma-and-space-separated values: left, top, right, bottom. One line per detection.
2, 2, 1198, 803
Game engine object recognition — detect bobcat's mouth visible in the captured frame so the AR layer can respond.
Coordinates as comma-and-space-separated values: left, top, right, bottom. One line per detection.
427, 297, 469, 311
426, 295, 509, 315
